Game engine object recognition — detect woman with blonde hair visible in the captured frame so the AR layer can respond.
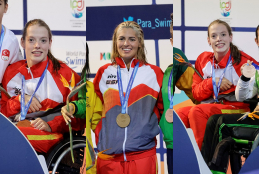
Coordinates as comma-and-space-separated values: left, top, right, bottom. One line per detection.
93, 21, 164, 174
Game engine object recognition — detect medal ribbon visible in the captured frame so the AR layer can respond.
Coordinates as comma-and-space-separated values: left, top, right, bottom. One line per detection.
212, 55, 231, 102
20, 62, 49, 120
168, 68, 173, 109
117, 62, 139, 114
252, 62, 259, 70
0, 25, 5, 53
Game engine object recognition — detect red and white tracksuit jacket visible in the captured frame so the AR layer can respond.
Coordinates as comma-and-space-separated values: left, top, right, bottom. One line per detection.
0, 57, 85, 153
176, 49, 258, 149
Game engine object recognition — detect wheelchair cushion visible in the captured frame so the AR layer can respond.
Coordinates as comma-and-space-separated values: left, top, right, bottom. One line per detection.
232, 127, 259, 141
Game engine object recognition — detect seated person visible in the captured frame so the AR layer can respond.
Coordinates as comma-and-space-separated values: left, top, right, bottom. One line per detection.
176, 19, 257, 150
0, 19, 85, 153
201, 25, 259, 174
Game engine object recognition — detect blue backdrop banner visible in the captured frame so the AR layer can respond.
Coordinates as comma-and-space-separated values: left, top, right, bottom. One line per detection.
86, 4, 173, 41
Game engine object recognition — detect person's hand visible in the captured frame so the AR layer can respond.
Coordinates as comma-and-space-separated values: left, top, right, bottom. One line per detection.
31, 118, 51, 132
241, 60, 253, 75
61, 103, 75, 125
254, 105, 259, 112
19, 94, 42, 113
215, 77, 232, 92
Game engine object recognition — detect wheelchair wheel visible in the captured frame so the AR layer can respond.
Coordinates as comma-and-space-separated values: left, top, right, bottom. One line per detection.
46, 136, 86, 174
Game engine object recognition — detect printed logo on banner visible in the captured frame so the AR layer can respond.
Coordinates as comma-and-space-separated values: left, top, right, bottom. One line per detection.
66, 51, 86, 70
220, 0, 231, 17
70, 0, 85, 18
122, 16, 171, 29
1, 49, 10, 61
123, 16, 134, 22
100, 53, 111, 60
86, 5, 173, 40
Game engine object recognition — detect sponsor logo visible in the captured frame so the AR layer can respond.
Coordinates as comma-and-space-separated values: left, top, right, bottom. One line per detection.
70, 0, 85, 18
108, 74, 116, 78
123, 16, 171, 29
100, 52, 111, 60
123, 16, 134, 22
1, 49, 10, 61
66, 51, 86, 69
106, 80, 118, 85
220, 0, 231, 17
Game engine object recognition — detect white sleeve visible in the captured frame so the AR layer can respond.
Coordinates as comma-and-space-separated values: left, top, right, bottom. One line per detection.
235, 76, 258, 101
9, 37, 23, 64
0, 29, 23, 83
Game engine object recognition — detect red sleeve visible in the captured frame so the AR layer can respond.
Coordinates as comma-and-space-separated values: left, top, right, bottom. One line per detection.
48, 115, 86, 134
152, 65, 164, 119
0, 63, 23, 117
156, 90, 163, 121
48, 68, 85, 133
0, 94, 21, 117
192, 53, 214, 102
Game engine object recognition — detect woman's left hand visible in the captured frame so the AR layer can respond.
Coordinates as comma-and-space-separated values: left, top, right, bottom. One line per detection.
31, 118, 51, 132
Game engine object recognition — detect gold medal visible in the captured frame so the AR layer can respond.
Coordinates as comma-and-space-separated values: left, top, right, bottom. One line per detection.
116, 113, 130, 128
165, 109, 173, 123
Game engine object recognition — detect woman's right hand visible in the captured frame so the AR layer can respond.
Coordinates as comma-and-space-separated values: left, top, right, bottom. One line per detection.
61, 103, 75, 124
241, 60, 253, 75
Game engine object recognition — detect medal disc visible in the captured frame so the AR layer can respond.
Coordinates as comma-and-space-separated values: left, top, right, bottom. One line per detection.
165, 109, 173, 123
243, 65, 256, 78
116, 113, 130, 128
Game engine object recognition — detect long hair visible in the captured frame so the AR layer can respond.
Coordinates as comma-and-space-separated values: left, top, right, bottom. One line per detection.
21, 19, 62, 74
81, 42, 90, 81
111, 21, 147, 64
208, 19, 241, 65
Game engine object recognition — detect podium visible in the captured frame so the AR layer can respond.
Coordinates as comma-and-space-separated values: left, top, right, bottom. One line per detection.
0, 112, 48, 174
173, 110, 211, 174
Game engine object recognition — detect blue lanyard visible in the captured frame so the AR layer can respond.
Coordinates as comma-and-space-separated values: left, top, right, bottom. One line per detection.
252, 62, 259, 70
212, 55, 231, 102
20, 62, 49, 120
0, 25, 5, 53
168, 68, 173, 109
117, 62, 139, 114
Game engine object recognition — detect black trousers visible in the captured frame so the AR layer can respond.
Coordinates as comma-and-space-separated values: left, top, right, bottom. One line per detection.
201, 113, 259, 173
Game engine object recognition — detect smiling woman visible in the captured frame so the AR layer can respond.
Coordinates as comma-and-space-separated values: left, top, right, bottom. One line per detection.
21, 25, 52, 67
175, 19, 257, 153
0, 19, 85, 154
93, 21, 164, 174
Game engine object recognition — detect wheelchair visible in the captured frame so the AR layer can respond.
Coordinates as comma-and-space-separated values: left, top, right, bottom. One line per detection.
45, 130, 86, 174
216, 97, 259, 174
17, 107, 88, 174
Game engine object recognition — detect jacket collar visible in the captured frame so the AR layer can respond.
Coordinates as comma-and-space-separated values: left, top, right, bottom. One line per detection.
18, 57, 50, 79
211, 49, 232, 69
114, 57, 144, 69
